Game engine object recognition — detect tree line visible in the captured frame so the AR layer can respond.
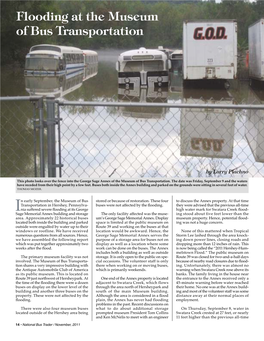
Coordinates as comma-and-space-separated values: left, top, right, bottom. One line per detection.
1, 0, 264, 65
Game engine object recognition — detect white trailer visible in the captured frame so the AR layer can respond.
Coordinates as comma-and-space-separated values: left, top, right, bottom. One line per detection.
245, 110, 264, 163
183, 20, 237, 81
248, 18, 264, 82
245, 88, 264, 163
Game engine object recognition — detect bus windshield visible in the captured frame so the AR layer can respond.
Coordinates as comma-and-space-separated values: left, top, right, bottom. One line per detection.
25, 57, 59, 71
31, 46, 61, 53
143, 60, 164, 71
123, 61, 142, 72
124, 60, 164, 72
172, 59, 183, 71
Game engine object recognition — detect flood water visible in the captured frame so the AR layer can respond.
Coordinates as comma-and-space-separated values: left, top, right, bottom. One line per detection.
1, 50, 264, 178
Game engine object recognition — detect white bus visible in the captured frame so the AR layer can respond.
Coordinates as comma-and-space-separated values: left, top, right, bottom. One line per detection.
170, 49, 183, 74
83, 64, 98, 82
83, 50, 98, 66
116, 47, 170, 88
25, 44, 85, 75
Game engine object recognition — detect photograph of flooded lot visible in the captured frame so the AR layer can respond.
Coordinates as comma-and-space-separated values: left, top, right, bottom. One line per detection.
1, 1, 264, 178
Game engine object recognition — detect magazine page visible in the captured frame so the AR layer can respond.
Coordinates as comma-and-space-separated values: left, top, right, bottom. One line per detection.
1, 1, 264, 341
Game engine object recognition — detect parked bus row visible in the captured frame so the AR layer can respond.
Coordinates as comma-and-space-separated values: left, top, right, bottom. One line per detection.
24, 18, 263, 88
116, 18, 264, 89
